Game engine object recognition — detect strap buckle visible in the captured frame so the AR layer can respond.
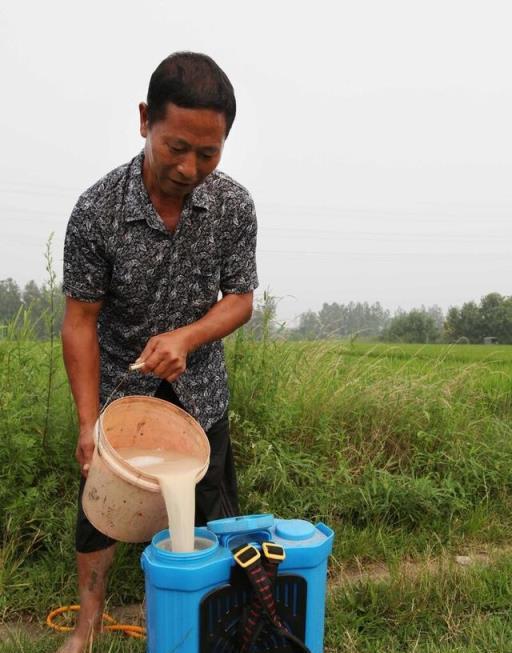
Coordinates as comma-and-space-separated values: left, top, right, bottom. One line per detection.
262, 541, 286, 563
233, 544, 261, 569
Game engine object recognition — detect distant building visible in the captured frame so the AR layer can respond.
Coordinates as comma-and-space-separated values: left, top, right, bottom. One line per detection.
483, 336, 499, 345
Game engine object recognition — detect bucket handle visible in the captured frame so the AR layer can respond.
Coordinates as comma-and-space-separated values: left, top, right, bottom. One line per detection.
99, 362, 143, 414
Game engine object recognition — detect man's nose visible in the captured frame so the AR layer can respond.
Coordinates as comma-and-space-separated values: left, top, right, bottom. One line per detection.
177, 153, 197, 181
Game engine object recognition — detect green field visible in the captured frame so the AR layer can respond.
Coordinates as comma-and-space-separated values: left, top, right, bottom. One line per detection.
1, 333, 512, 652
344, 341, 512, 363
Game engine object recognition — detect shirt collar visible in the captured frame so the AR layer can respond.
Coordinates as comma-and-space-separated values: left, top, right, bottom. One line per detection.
124, 150, 210, 223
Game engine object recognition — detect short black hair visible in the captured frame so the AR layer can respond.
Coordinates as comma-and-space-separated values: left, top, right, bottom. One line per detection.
147, 52, 236, 136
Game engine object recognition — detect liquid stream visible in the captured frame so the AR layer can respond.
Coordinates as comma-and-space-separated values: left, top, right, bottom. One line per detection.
115, 447, 204, 553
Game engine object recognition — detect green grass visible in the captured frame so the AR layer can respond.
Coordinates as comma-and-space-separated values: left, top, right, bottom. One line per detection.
2, 329, 512, 651
343, 341, 512, 364
229, 337, 512, 540
325, 553, 512, 652
0, 631, 146, 652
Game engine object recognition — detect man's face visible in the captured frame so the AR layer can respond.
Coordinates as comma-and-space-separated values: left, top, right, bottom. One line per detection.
139, 102, 226, 199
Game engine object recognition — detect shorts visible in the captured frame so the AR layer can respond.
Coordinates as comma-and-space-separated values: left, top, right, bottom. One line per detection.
75, 381, 239, 553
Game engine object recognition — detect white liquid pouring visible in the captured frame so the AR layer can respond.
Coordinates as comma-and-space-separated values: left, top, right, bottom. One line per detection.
116, 447, 205, 552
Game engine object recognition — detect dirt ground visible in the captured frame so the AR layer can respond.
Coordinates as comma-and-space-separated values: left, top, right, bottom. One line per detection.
329, 542, 512, 587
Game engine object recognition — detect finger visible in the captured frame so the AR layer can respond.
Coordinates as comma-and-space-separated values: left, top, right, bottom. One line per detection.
137, 338, 158, 368
139, 344, 165, 372
152, 358, 182, 379
166, 366, 187, 383
142, 347, 176, 374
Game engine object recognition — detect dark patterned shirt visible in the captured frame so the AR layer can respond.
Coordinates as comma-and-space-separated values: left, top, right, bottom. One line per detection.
63, 151, 258, 430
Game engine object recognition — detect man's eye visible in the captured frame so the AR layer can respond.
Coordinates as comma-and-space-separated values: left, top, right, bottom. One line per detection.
199, 152, 214, 160
171, 146, 186, 154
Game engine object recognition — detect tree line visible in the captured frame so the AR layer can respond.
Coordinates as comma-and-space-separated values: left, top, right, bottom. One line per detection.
248, 292, 512, 344
0, 278, 64, 339
1, 277, 510, 344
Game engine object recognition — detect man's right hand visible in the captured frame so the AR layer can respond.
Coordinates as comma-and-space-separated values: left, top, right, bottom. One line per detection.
76, 425, 96, 478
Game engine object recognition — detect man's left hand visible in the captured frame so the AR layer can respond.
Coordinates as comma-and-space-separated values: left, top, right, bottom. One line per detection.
136, 293, 253, 382
136, 329, 191, 382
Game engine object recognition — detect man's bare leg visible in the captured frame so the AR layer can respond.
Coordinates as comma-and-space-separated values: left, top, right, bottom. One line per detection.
56, 545, 116, 653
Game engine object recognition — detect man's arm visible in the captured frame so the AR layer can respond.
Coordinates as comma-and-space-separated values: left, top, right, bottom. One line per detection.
61, 296, 103, 475
137, 291, 253, 381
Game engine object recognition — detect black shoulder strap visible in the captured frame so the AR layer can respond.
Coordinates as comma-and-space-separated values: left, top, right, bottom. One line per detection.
233, 543, 312, 653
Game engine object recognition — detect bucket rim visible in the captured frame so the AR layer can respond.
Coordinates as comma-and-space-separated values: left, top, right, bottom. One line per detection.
101, 395, 207, 434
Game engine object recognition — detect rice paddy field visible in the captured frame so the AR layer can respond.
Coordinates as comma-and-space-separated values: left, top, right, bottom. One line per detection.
1, 329, 512, 652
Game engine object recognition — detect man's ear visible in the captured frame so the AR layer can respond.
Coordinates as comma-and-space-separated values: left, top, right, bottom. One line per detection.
139, 102, 149, 138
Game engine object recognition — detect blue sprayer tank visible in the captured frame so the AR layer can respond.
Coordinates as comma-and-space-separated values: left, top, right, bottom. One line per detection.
141, 514, 334, 653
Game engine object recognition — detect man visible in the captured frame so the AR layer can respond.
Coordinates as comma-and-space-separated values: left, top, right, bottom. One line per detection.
60, 52, 257, 653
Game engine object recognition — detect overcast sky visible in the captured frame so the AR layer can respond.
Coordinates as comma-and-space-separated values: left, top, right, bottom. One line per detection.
1, 0, 511, 323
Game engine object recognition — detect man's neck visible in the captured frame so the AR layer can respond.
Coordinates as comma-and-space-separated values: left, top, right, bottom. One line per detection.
143, 163, 184, 232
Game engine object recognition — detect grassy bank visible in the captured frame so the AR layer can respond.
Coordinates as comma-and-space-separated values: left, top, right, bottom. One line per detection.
326, 551, 512, 652
1, 332, 512, 651
229, 336, 512, 556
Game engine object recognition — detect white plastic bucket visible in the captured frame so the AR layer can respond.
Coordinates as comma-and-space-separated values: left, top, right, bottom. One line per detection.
82, 396, 210, 543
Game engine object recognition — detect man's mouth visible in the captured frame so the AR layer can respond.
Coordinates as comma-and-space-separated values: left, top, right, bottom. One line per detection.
170, 178, 191, 187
